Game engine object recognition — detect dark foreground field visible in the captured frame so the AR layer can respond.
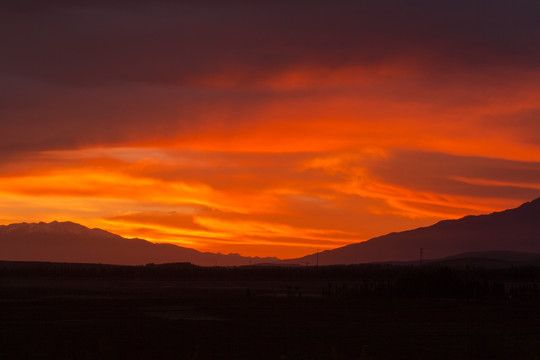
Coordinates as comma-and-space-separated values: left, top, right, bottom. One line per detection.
1, 262, 540, 359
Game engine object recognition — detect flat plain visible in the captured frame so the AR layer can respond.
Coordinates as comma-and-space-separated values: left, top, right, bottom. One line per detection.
1, 262, 540, 360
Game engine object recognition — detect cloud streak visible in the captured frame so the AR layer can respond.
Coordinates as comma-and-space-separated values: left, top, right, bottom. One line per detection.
0, 147, 538, 257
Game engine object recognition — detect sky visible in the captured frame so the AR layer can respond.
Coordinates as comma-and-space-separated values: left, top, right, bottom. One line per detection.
1, 0, 540, 259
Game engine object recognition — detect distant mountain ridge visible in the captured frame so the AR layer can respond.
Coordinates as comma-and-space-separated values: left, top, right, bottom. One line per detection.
361, 251, 540, 269
1, 197, 539, 266
0, 221, 278, 266
286, 197, 540, 265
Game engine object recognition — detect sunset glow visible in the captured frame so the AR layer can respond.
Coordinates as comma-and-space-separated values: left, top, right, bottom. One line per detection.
1, 1, 540, 258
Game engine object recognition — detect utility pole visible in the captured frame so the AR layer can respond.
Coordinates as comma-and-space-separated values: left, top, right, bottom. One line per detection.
420, 248, 423, 266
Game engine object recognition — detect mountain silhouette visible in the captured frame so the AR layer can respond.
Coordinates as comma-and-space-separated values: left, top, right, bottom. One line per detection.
286, 197, 540, 265
2, 197, 539, 266
0, 221, 277, 266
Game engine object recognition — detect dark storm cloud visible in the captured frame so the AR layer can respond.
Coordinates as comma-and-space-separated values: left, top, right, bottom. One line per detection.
0, 76, 285, 153
2, 0, 540, 155
2, 0, 540, 86
489, 108, 540, 146
371, 150, 540, 200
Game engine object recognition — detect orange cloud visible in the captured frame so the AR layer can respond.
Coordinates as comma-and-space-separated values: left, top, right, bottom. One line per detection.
1, 141, 537, 259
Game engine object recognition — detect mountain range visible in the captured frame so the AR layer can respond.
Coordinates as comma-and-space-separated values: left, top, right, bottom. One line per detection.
0, 221, 277, 266
0, 197, 539, 266
289, 197, 540, 265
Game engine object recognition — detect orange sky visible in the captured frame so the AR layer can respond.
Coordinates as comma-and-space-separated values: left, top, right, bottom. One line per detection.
1, 1, 540, 258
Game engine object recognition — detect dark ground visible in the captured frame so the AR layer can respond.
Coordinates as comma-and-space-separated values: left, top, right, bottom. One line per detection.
1, 262, 540, 359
